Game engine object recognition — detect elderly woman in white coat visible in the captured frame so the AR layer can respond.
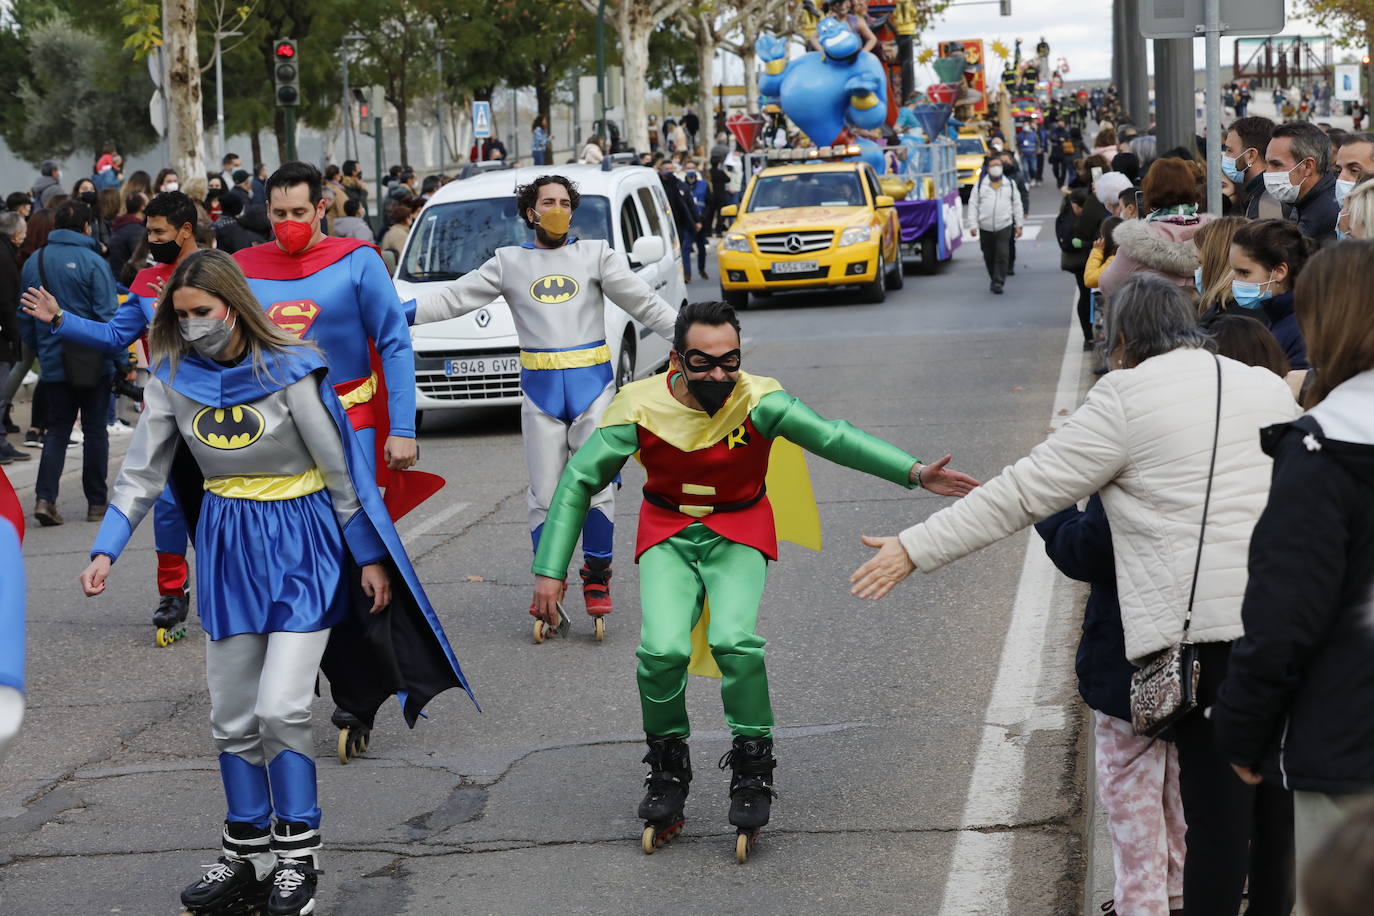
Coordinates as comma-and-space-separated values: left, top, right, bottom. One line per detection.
852, 274, 1301, 916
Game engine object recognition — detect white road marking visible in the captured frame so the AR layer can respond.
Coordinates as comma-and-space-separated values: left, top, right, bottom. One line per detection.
937, 301, 1085, 916
398, 501, 471, 541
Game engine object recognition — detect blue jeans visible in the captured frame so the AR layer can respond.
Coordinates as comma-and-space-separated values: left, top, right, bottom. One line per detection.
36, 377, 111, 506
533, 149, 547, 165
680, 228, 696, 279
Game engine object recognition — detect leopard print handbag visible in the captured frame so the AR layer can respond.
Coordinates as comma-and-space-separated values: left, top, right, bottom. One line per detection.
1128, 355, 1221, 738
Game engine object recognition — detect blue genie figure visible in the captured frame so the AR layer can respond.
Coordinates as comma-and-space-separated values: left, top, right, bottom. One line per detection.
756, 17, 888, 170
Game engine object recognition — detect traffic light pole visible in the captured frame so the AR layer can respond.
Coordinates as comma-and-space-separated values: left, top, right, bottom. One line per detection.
374, 115, 384, 227
284, 106, 298, 162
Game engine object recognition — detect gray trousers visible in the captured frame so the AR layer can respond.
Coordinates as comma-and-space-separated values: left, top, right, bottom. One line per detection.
978, 226, 1013, 288
521, 381, 616, 555
207, 629, 330, 766
1294, 789, 1374, 916
0, 345, 34, 419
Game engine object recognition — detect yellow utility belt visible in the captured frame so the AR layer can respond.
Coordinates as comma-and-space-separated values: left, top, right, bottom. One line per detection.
519, 344, 611, 371
205, 467, 326, 501
336, 372, 377, 410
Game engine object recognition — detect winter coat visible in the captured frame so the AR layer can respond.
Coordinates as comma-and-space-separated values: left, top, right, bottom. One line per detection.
212, 216, 268, 255
1242, 173, 1288, 221
1097, 214, 1211, 299
0, 237, 20, 364
18, 230, 118, 383
1083, 249, 1114, 289
29, 175, 61, 209
1057, 194, 1103, 274
1212, 370, 1374, 793
899, 347, 1301, 663
1034, 495, 1135, 720
1258, 291, 1308, 370
1293, 172, 1340, 246
967, 175, 1024, 232
331, 216, 374, 242
104, 215, 144, 276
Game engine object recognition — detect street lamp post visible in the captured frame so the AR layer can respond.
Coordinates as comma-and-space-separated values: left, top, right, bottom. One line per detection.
596, 0, 607, 148
340, 34, 364, 165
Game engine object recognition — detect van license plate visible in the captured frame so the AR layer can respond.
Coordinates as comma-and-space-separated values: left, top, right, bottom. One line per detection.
772, 260, 818, 274
445, 357, 520, 378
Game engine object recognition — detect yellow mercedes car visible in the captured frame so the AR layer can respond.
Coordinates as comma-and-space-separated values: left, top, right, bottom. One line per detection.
956, 132, 988, 203
717, 160, 903, 307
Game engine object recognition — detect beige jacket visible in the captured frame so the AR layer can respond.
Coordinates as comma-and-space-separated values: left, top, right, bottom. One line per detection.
900, 348, 1300, 662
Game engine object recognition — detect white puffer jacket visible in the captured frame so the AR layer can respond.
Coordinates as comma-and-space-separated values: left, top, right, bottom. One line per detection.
900, 348, 1300, 663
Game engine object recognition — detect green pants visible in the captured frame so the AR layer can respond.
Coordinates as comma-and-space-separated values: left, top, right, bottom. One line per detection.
636, 522, 772, 739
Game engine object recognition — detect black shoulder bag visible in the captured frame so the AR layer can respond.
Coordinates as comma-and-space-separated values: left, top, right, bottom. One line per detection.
40, 248, 106, 390
1129, 354, 1222, 737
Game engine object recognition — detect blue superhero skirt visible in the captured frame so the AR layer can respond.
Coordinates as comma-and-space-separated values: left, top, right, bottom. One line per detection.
195, 489, 349, 640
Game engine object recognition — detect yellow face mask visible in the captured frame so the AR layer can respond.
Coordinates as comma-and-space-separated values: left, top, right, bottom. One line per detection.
536, 206, 572, 236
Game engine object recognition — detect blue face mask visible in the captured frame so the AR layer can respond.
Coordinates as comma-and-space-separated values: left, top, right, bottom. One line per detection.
1230, 273, 1275, 309
1194, 266, 1204, 295
1220, 149, 1253, 183
1337, 227, 1350, 241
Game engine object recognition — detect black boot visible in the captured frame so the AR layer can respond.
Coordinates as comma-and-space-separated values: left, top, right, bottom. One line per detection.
179, 822, 273, 914
719, 735, 777, 831
637, 735, 691, 824
267, 821, 321, 916
153, 591, 190, 628
579, 555, 613, 616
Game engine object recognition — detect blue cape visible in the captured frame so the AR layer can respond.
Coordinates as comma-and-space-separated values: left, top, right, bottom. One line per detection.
158, 347, 477, 726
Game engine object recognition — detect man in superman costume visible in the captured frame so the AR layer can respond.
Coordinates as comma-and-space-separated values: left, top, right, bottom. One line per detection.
0, 465, 25, 763
22, 192, 205, 638
530, 300, 978, 852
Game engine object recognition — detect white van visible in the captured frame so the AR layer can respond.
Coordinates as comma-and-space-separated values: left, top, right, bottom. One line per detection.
396, 164, 689, 423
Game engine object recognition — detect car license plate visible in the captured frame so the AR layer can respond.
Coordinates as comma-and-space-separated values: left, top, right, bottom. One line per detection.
772, 260, 819, 274
444, 356, 520, 378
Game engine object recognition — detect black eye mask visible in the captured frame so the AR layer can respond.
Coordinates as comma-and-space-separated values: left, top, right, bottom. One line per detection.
682, 348, 742, 374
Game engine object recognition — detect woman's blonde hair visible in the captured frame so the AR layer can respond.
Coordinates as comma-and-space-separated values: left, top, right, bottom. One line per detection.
1343, 178, 1374, 240
1193, 215, 1249, 315
1294, 239, 1374, 408
147, 249, 317, 383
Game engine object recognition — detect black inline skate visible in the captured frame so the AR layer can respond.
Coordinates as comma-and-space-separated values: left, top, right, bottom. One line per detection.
719, 735, 777, 862
153, 590, 191, 648
638, 735, 691, 854
267, 821, 321, 916
178, 823, 272, 915
331, 706, 371, 765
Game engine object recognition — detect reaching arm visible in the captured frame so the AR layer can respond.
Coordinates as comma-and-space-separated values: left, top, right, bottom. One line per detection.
55, 295, 150, 353
751, 390, 918, 487
350, 248, 417, 438
1032, 494, 1115, 584
412, 253, 503, 325
531, 422, 640, 579
285, 377, 387, 565
91, 377, 182, 562
597, 244, 679, 340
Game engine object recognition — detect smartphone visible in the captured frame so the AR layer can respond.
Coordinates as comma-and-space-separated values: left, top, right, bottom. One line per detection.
1091, 166, 1103, 183
1134, 188, 1145, 218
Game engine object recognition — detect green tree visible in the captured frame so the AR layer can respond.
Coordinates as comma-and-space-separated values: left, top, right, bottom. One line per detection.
647, 19, 700, 108
10, 15, 157, 166
491, 0, 598, 125
1301, 0, 1374, 49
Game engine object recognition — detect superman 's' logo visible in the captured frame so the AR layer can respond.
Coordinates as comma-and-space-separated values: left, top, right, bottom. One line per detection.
193, 405, 265, 450
266, 300, 322, 339
529, 275, 580, 304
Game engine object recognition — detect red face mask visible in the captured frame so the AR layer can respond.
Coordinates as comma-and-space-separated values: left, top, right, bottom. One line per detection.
273, 218, 315, 254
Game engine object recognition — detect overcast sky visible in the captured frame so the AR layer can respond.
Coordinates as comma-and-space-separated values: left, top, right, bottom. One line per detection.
917, 0, 1339, 81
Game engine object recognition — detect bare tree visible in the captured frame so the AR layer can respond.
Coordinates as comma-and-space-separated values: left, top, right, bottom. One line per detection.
163, 0, 206, 182
578, 0, 691, 153
717, 0, 786, 115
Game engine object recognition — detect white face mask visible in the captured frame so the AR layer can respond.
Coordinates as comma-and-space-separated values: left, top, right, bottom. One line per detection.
163, 181, 180, 193
1262, 163, 1304, 204
1335, 177, 1357, 204
987, 165, 1004, 179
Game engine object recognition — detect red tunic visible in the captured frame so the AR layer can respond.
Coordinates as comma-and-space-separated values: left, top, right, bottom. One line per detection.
635, 417, 780, 561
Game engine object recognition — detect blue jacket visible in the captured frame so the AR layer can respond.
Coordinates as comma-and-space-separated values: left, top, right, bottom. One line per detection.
1034, 495, 1136, 721
19, 230, 119, 382
1261, 290, 1309, 370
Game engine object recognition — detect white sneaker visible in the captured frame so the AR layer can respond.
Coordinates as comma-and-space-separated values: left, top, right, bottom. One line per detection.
107, 421, 133, 436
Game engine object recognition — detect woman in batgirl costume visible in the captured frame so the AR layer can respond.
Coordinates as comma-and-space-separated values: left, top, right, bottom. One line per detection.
79, 250, 474, 916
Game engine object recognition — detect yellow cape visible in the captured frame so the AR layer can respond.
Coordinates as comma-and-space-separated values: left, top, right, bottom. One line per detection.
603, 372, 823, 677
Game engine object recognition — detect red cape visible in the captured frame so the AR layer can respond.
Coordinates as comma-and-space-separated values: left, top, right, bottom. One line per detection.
130, 262, 175, 299
0, 466, 22, 544
234, 236, 381, 281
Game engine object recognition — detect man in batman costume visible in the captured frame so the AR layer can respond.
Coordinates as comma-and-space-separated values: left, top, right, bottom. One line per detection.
411, 174, 679, 629
80, 251, 474, 916
529, 300, 978, 857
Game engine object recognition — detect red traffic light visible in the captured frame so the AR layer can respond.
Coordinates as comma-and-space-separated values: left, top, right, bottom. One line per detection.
1364, 55, 1372, 65
275, 41, 296, 59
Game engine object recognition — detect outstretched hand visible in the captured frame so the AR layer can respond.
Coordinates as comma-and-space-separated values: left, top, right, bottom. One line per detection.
20, 286, 59, 324
531, 575, 564, 627
850, 535, 915, 601
916, 455, 980, 498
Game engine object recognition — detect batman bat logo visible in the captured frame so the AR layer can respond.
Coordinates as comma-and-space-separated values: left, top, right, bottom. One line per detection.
192, 405, 266, 450
529, 274, 580, 304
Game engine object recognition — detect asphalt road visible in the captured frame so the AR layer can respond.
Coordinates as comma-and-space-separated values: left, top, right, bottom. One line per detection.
0, 183, 1097, 916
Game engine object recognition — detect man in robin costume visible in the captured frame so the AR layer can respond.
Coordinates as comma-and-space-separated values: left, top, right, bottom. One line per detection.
529, 300, 979, 853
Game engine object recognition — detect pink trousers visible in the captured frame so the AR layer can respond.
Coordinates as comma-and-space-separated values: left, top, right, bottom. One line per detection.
1094, 711, 1187, 916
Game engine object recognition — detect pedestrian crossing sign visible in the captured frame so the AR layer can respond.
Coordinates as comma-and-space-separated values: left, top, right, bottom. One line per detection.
473, 101, 492, 138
